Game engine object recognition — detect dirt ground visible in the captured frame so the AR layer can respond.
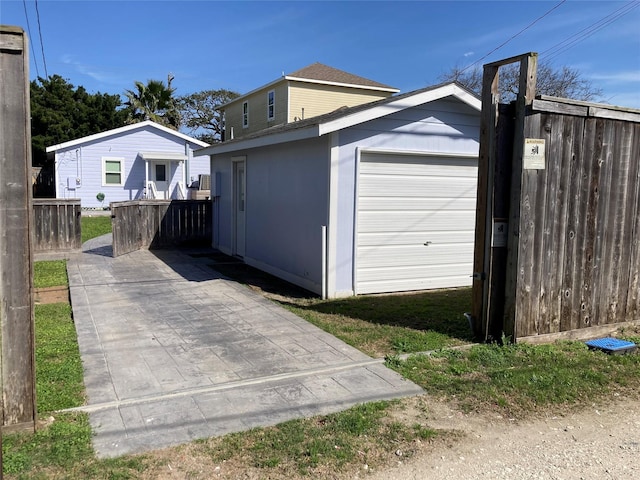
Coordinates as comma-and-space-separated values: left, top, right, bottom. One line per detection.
140, 394, 639, 480
367, 395, 640, 480
34, 286, 70, 304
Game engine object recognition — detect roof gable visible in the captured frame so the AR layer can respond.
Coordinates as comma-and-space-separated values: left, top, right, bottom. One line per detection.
46, 120, 209, 152
285, 63, 398, 91
196, 82, 480, 156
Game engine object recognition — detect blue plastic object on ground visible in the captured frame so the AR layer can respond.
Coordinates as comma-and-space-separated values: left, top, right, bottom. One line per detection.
585, 337, 637, 355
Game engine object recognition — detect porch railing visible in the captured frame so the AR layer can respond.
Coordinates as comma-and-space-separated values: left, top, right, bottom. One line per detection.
177, 181, 186, 200
146, 181, 159, 199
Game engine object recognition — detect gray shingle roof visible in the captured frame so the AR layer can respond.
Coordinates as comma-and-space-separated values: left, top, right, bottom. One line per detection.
287, 62, 398, 90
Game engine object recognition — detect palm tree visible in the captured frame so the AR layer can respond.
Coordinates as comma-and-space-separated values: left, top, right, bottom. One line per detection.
124, 75, 180, 129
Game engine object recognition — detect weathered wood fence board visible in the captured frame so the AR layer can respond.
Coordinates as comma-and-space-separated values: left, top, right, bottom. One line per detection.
514, 114, 640, 338
111, 200, 212, 257
1, 25, 37, 432
32, 199, 81, 252
474, 52, 640, 343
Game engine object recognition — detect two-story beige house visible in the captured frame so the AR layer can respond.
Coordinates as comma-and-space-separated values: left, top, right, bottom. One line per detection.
221, 63, 399, 139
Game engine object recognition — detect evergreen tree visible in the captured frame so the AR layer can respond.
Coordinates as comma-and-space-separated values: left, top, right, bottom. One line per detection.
30, 75, 128, 167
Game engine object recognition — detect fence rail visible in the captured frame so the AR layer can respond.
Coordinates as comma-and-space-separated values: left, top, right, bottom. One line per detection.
32, 199, 82, 253
111, 200, 212, 257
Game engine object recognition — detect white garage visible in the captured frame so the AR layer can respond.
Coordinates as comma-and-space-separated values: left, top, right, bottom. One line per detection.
355, 151, 478, 294
198, 82, 481, 298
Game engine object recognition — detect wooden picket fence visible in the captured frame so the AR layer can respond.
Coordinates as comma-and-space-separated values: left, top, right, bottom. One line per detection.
111, 200, 212, 257
32, 198, 82, 253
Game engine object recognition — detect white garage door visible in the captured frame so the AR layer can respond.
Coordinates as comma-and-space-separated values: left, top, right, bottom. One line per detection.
356, 152, 478, 295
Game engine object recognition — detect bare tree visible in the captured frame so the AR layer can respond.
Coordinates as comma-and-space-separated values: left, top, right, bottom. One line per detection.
177, 89, 239, 144
439, 60, 603, 102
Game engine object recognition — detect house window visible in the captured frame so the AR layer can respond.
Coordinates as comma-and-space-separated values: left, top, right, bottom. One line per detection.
267, 90, 275, 120
243, 101, 249, 128
103, 157, 124, 186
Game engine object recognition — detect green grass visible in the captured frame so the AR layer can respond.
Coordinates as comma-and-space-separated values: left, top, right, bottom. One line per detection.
196, 400, 437, 476
35, 303, 85, 411
280, 288, 473, 358
388, 339, 640, 418
81, 215, 112, 243
2, 412, 147, 479
33, 260, 68, 288
2, 413, 94, 477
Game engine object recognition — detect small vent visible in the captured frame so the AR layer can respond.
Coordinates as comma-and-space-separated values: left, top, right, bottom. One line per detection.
198, 174, 211, 191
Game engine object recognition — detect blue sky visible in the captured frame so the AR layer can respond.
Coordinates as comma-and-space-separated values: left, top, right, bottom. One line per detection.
2, 0, 639, 109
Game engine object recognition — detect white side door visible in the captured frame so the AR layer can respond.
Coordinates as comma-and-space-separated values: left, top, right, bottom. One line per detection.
152, 162, 170, 199
232, 158, 246, 257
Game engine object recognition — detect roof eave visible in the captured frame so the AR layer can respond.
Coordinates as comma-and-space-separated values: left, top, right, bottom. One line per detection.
318, 83, 481, 136
283, 75, 399, 93
195, 124, 321, 156
219, 77, 287, 110
46, 120, 209, 152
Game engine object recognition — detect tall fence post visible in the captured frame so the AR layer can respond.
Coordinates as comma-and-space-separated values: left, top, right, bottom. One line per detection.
0, 26, 37, 432
471, 52, 538, 342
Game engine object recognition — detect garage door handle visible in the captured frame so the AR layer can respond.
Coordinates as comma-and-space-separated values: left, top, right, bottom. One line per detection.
423, 241, 432, 246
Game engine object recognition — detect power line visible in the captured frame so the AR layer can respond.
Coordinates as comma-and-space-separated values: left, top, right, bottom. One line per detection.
542, 1, 640, 62
21, 0, 41, 78
34, 0, 48, 78
460, 0, 567, 74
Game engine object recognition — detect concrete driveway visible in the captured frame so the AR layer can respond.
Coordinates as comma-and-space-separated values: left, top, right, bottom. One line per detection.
66, 235, 422, 458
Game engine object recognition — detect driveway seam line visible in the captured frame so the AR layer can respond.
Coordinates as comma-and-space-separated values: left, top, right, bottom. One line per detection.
59, 358, 388, 414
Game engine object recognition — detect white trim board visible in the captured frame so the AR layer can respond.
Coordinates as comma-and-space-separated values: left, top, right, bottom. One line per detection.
47, 120, 209, 152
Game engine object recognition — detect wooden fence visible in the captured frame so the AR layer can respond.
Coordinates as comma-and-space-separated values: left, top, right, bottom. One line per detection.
472, 52, 640, 343
32, 199, 82, 253
111, 200, 212, 257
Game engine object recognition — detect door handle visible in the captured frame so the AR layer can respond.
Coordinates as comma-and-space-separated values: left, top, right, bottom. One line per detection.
423, 241, 432, 246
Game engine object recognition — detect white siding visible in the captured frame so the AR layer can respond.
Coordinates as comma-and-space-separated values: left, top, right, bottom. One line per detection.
211, 136, 329, 294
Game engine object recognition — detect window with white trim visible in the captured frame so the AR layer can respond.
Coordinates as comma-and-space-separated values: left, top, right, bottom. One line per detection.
267, 90, 275, 121
243, 101, 249, 128
103, 157, 124, 186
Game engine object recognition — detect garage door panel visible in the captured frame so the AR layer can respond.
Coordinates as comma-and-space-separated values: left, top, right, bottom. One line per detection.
357, 244, 474, 268
357, 230, 475, 247
358, 197, 477, 211
357, 275, 473, 295
359, 176, 476, 198
358, 210, 475, 233
359, 158, 477, 177
356, 152, 477, 294
358, 264, 473, 282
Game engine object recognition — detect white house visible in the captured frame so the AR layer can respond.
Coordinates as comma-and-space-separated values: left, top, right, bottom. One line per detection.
196, 82, 481, 298
47, 120, 209, 208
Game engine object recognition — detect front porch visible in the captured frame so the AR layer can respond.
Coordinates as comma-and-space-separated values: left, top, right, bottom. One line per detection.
141, 151, 188, 200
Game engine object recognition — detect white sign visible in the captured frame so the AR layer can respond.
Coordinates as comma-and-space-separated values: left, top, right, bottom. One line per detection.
492, 220, 508, 248
524, 138, 546, 170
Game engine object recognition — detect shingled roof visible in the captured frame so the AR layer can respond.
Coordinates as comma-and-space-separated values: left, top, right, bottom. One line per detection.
286, 63, 398, 91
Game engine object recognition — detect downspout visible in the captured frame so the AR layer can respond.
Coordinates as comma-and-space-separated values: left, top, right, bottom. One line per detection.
326, 131, 340, 298
184, 141, 189, 192
144, 158, 149, 198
